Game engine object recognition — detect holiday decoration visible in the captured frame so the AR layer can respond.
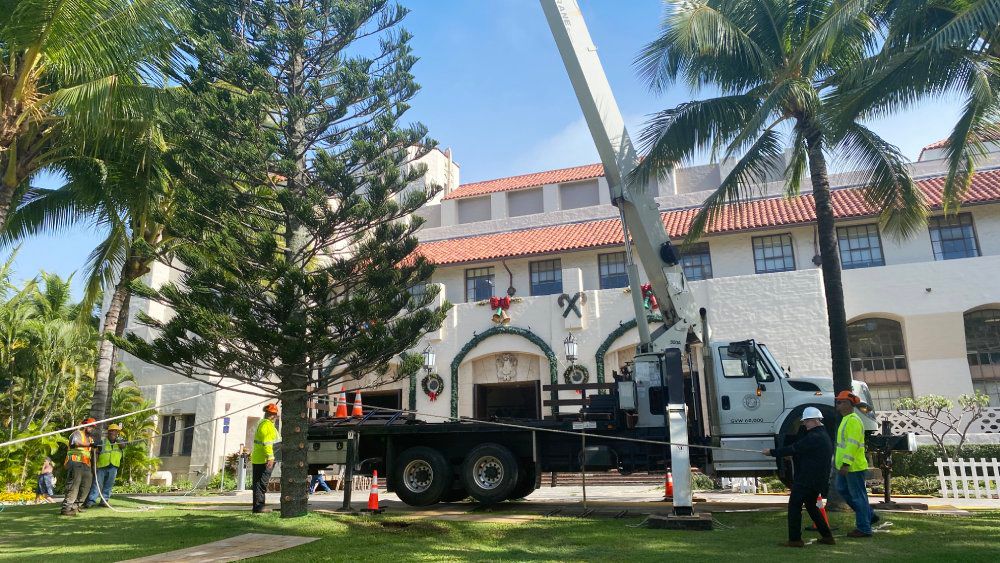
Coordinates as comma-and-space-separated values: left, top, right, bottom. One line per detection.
421, 373, 445, 401
490, 295, 511, 324
641, 283, 658, 311
557, 292, 587, 318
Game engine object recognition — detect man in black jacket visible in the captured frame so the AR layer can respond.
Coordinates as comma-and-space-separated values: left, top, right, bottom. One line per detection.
764, 407, 835, 547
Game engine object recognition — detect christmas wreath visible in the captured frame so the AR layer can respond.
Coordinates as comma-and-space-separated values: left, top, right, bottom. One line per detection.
421, 373, 445, 401
563, 364, 590, 385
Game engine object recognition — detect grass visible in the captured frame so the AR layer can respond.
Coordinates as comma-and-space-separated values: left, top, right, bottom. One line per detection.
1, 500, 999, 562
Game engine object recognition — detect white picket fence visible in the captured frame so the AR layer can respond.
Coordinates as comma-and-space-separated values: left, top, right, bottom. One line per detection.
935, 458, 1000, 499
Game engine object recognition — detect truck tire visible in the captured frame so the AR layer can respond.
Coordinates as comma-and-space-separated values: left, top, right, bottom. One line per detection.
461, 443, 519, 505
507, 463, 536, 501
392, 446, 453, 506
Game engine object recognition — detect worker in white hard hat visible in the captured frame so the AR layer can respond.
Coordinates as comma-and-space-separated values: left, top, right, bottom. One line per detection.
763, 406, 835, 547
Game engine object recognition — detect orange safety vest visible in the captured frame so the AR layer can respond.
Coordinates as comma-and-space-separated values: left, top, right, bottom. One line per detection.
66, 430, 93, 466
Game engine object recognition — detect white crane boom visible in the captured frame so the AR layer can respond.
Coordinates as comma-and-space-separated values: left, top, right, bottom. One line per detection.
539, 0, 698, 515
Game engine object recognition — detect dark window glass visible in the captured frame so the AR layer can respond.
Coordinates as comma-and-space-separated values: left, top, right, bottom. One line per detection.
181, 414, 195, 456
158, 417, 176, 457
598, 252, 629, 289
465, 267, 495, 302
929, 213, 980, 260
965, 309, 1000, 382
752, 234, 795, 273
529, 259, 562, 295
679, 242, 713, 280
837, 224, 885, 269
407, 283, 427, 310
848, 318, 912, 410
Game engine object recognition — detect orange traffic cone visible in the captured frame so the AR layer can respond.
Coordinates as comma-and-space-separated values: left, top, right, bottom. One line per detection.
816, 495, 831, 528
334, 386, 348, 418
364, 470, 383, 513
664, 472, 674, 500
352, 391, 364, 417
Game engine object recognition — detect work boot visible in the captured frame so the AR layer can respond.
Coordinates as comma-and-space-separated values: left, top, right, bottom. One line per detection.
846, 530, 872, 538
871, 513, 881, 524
79, 502, 91, 510
818, 536, 836, 545
59, 508, 78, 517
99, 501, 111, 508
780, 540, 805, 547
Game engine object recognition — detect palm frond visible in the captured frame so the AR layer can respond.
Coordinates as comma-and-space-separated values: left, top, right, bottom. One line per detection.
724, 78, 816, 159
784, 124, 809, 197
836, 122, 927, 238
80, 223, 130, 321
922, 0, 1000, 53
939, 62, 1000, 212
794, 0, 877, 73
686, 129, 785, 241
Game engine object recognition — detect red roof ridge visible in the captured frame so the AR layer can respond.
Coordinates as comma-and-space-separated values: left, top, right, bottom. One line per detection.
443, 162, 604, 201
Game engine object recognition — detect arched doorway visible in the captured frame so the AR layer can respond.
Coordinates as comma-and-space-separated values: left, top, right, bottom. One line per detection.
847, 317, 913, 410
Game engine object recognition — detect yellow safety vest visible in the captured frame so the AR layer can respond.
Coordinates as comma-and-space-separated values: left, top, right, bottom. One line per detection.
836, 412, 868, 472
66, 430, 92, 466
97, 439, 124, 468
251, 418, 278, 464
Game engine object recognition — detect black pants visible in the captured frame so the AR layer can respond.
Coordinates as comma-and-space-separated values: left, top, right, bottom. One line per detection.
787, 484, 832, 541
252, 463, 273, 512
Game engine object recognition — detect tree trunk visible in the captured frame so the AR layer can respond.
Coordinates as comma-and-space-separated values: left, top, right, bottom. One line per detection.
805, 130, 853, 394
103, 291, 133, 421
0, 184, 14, 232
90, 270, 133, 421
279, 372, 309, 518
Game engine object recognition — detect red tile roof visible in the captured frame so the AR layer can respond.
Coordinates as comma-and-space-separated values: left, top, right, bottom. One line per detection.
443, 163, 604, 200
415, 169, 1000, 266
922, 130, 1000, 151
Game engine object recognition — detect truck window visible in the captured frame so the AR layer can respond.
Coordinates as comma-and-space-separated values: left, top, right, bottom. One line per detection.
719, 347, 750, 378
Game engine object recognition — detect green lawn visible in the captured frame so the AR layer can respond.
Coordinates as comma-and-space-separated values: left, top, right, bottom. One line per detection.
1, 500, 999, 562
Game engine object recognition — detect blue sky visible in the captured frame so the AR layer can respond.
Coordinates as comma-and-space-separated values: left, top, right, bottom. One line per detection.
10, 0, 964, 297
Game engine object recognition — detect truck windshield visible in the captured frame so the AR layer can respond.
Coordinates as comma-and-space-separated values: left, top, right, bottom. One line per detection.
757, 344, 787, 379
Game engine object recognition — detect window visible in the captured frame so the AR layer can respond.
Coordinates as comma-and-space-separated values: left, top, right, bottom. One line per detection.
752, 234, 795, 273
929, 213, 980, 260
559, 180, 600, 210
598, 252, 629, 289
158, 416, 176, 457
965, 309, 1000, 384
180, 414, 195, 456
848, 318, 912, 410
529, 259, 562, 295
508, 188, 543, 217
837, 224, 885, 269
679, 242, 713, 280
718, 346, 775, 380
465, 267, 494, 302
407, 283, 428, 310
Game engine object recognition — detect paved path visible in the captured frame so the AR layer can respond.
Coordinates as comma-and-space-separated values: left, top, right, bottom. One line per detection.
133, 485, 1000, 514
119, 533, 318, 563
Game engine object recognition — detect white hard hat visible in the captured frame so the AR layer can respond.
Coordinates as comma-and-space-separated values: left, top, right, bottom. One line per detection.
801, 407, 824, 421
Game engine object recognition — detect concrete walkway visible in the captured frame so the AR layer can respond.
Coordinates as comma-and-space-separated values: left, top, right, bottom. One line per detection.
120, 533, 318, 563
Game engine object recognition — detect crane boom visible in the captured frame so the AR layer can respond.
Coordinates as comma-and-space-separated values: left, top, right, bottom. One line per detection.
539, 0, 698, 516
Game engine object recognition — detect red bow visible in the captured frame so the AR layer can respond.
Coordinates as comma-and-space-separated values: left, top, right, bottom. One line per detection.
489, 296, 511, 310
641, 283, 658, 311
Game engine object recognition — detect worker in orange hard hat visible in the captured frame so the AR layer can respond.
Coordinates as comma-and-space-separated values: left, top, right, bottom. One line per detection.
251, 403, 280, 513
834, 390, 877, 537
61, 418, 97, 516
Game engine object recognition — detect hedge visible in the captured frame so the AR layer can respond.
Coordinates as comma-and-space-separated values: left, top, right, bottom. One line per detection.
891, 444, 1000, 478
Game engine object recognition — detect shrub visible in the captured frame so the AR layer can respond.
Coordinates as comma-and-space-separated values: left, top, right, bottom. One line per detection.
761, 476, 787, 493
0, 491, 36, 504
891, 445, 1000, 477
887, 476, 940, 496
207, 471, 252, 491
690, 472, 717, 491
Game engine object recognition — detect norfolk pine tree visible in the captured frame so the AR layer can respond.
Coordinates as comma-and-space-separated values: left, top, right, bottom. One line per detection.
117, 0, 449, 517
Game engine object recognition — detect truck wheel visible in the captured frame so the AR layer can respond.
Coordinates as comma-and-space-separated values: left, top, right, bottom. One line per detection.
392, 446, 452, 506
507, 464, 536, 501
461, 443, 519, 505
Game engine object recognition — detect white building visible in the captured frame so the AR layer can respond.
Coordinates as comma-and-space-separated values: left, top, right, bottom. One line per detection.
123, 140, 1000, 482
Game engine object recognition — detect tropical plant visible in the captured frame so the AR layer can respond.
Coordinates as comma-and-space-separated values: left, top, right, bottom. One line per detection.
108, 369, 160, 483
896, 393, 991, 457
0, 0, 185, 228
833, 0, 1000, 210
632, 0, 928, 392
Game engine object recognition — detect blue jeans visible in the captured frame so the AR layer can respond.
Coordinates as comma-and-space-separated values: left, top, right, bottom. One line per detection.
310, 474, 331, 493
87, 466, 119, 504
836, 470, 873, 534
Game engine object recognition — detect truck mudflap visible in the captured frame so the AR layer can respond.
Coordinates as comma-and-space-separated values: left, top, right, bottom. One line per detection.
710, 436, 776, 473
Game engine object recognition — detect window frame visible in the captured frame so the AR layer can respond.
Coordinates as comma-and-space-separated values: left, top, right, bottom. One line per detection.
752, 233, 796, 274
180, 414, 195, 456
928, 212, 981, 261
158, 417, 177, 457
529, 258, 563, 296
965, 309, 1000, 381
837, 223, 886, 269
464, 266, 495, 302
679, 242, 713, 281
598, 251, 629, 289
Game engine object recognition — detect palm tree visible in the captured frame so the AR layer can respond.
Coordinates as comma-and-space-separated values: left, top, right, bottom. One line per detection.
3, 121, 180, 421
832, 0, 999, 209
633, 0, 927, 393
0, 0, 183, 228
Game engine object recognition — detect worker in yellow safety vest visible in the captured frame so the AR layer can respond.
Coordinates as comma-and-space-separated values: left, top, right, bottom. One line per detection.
251, 403, 280, 513
85, 424, 126, 508
834, 390, 877, 538
61, 418, 96, 516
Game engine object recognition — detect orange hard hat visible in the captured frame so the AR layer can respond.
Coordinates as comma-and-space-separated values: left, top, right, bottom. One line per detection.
263, 403, 279, 415
835, 390, 860, 405
82, 418, 97, 425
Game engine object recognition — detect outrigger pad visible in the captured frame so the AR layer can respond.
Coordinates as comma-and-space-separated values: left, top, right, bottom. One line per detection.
646, 512, 714, 531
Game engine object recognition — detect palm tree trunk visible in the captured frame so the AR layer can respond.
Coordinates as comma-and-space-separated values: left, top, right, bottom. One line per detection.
805, 129, 853, 394
0, 184, 14, 231
90, 269, 133, 421
102, 292, 133, 421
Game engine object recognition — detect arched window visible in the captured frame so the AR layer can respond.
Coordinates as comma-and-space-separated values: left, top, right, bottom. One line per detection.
848, 318, 912, 411
965, 309, 1000, 406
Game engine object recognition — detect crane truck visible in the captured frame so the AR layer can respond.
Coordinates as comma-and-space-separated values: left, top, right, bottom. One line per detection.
304, 0, 909, 515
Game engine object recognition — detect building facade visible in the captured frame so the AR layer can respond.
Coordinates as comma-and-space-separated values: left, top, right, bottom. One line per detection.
123, 141, 1000, 482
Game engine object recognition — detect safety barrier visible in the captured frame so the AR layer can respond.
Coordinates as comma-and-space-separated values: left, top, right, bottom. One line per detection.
935, 457, 1000, 499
